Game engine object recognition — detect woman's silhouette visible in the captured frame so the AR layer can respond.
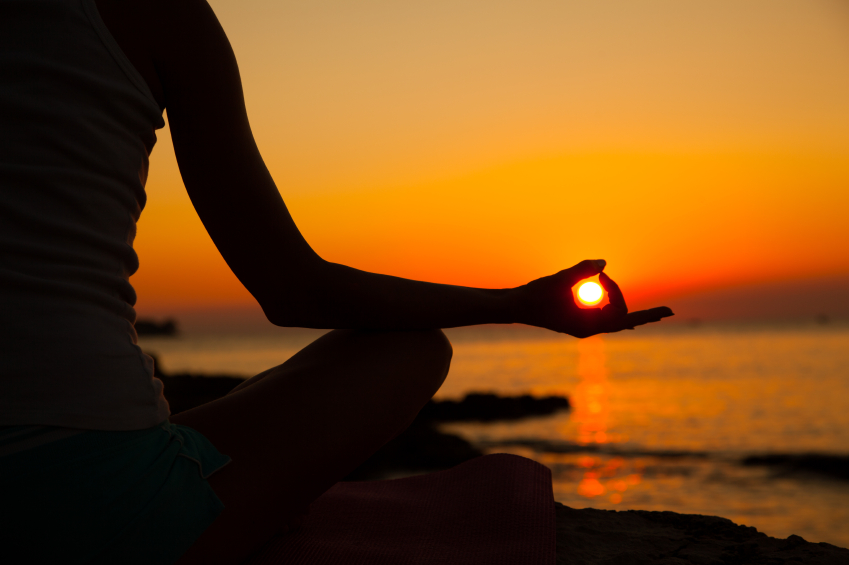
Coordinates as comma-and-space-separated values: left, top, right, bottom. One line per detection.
0, 0, 672, 563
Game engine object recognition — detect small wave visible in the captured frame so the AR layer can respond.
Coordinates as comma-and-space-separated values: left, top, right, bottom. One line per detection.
479, 438, 709, 459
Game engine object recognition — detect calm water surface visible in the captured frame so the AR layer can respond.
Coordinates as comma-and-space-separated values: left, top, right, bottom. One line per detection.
140, 322, 849, 546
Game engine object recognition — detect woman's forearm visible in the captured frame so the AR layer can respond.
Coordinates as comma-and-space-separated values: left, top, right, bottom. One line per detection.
259, 259, 520, 330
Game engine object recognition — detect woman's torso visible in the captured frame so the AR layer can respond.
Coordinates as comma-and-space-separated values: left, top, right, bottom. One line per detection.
0, 0, 169, 429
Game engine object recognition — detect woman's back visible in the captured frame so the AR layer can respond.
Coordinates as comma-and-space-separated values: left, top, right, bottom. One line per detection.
0, 0, 169, 430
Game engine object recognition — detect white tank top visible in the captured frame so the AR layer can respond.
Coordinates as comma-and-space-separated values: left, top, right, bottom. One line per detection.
0, 0, 171, 429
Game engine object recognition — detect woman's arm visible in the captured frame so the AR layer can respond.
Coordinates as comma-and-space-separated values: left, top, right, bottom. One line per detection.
117, 0, 671, 335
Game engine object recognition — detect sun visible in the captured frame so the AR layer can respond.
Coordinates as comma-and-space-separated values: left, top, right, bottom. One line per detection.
577, 281, 603, 306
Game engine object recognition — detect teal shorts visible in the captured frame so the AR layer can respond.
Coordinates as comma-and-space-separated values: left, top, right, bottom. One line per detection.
0, 421, 231, 565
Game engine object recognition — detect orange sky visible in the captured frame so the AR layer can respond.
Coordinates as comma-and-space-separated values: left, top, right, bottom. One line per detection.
132, 0, 849, 317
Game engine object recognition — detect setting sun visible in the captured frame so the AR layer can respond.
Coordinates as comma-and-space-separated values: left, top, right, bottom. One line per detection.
577, 281, 604, 306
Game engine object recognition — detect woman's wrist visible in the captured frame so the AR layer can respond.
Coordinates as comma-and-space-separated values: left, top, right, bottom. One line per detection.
498, 286, 526, 326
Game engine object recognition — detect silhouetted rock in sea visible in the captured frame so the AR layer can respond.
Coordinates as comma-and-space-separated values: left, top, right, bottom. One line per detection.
555, 502, 849, 564
345, 392, 571, 480
343, 420, 483, 481
135, 318, 178, 336
742, 454, 849, 481
418, 392, 569, 422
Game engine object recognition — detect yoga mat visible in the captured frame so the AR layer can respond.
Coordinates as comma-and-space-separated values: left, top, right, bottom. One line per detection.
248, 454, 555, 565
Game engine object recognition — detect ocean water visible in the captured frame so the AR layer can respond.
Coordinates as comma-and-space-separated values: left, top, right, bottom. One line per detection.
139, 321, 849, 547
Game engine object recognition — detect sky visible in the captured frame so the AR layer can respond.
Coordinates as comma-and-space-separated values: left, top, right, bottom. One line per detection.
132, 0, 849, 320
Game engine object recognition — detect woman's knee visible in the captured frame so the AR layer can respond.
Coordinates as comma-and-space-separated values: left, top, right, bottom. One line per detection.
350, 328, 452, 401
403, 328, 452, 367
409, 329, 453, 396
389, 328, 451, 390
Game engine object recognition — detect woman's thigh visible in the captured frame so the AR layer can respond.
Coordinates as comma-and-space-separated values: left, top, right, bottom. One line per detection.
172, 328, 452, 565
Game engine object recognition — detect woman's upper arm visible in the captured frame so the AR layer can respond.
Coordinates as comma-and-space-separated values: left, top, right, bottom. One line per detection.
148, 0, 321, 308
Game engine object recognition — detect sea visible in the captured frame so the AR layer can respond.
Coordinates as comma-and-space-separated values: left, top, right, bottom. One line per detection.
139, 320, 849, 547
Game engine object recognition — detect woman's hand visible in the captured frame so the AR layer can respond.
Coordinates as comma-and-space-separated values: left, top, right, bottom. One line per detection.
513, 260, 674, 338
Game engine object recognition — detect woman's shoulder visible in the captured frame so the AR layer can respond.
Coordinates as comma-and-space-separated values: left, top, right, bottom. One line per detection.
94, 0, 165, 109
94, 0, 230, 113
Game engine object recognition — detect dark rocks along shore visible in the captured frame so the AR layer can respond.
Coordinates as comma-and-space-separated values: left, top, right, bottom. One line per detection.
555, 503, 849, 564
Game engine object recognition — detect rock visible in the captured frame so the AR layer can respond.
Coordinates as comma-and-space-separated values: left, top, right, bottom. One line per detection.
347, 392, 571, 479
555, 502, 849, 564
418, 393, 570, 422
135, 318, 178, 336
343, 422, 483, 481
741, 454, 849, 481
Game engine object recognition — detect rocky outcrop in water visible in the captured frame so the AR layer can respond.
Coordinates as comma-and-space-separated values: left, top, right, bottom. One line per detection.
346, 392, 572, 479
419, 393, 570, 422
742, 453, 849, 481
135, 318, 178, 336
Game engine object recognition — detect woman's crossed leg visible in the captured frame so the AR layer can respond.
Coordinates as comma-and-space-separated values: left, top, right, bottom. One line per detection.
171, 328, 453, 564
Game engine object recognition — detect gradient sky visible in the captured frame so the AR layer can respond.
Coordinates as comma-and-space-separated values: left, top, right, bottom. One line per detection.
133, 0, 849, 316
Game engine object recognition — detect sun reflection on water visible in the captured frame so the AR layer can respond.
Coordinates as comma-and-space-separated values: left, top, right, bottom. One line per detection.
570, 337, 643, 503
570, 336, 613, 445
